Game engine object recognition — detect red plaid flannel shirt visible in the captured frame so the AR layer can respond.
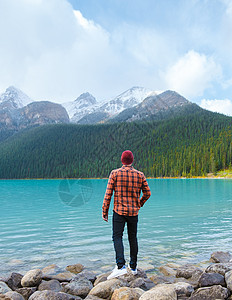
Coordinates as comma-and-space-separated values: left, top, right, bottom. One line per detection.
102, 165, 151, 216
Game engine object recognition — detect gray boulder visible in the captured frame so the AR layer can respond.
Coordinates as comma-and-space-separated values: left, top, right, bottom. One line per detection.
129, 277, 155, 290
0, 281, 12, 294
198, 272, 225, 287
5, 273, 23, 291
210, 251, 232, 263
4, 291, 24, 300
21, 269, 42, 287
28, 290, 81, 299
176, 265, 203, 280
225, 270, 232, 292
190, 285, 229, 299
72, 270, 97, 284
62, 277, 93, 298
205, 263, 232, 275
172, 282, 194, 297
38, 279, 62, 292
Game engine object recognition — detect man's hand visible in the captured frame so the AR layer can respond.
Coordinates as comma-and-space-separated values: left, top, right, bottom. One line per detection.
102, 212, 108, 222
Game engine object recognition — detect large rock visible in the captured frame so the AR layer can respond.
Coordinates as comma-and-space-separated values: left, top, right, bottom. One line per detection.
66, 264, 84, 274
0, 282, 12, 294
225, 270, 232, 292
175, 265, 203, 288
129, 277, 155, 290
190, 285, 229, 299
21, 269, 42, 287
5, 273, 23, 291
38, 279, 62, 292
88, 278, 125, 299
198, 272, 225, 287
210, 251, 232, 263
4, 291, 24, 300
62, 277, 93, 298
16, 287, 37, 300
176, 265, 203, 280
172, 282, 194, 297
205, 263, 232, 275
72, 270, 97, 284
139, 284, 177, 300
111, 287, 144, 300
28, 290, 82, 299
93, 273, 110, 287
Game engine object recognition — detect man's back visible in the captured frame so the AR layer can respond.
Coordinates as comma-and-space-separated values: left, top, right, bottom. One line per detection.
103, 165, 151, 216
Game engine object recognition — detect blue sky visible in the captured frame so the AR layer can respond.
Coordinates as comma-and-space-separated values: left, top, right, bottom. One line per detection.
0, 0, 232, 114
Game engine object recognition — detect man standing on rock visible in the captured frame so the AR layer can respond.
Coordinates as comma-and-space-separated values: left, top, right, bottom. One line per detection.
102, 150, 151, 280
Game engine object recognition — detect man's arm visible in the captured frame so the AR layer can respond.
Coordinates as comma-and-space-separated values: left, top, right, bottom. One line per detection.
140, 174, 151, 207
102, 171, 115, 221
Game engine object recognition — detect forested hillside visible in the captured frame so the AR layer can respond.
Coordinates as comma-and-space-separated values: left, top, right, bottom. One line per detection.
0, 110, 231, 179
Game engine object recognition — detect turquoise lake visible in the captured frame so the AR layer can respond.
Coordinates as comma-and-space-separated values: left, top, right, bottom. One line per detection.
0, 179, 232, 276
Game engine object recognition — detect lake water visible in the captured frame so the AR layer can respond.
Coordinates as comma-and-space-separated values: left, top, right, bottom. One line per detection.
0, 179, 232, 276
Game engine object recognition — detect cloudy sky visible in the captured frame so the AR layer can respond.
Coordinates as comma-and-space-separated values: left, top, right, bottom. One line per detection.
0, 0, 232, 115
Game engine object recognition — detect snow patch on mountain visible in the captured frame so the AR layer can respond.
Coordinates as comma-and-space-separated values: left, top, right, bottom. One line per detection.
0, 86, 33, 109
62, 86, 163, 124
97, 86, 158, 116
62, 92, 98, 122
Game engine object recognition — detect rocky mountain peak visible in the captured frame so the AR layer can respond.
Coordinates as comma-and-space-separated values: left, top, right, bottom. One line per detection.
75, 92, 97, 105
63, 92, 98, 121
0, 86, 32, 109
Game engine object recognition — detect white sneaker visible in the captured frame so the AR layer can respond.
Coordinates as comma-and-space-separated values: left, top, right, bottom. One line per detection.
128, 264, 138, 275
107, 265, 127, 280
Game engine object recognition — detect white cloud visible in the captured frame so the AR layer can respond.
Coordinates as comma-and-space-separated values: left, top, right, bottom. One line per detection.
0, 0, 120, 102
163, 51, 222, 99
200, 98, 232, 116
0, 0, 230, 103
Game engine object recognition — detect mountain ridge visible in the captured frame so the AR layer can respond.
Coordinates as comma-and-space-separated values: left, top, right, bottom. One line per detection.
0, 85, 226, 130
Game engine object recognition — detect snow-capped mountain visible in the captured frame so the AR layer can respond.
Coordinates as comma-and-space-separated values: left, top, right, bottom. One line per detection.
75, 87, 160, 124
0, 86, 69, 131
62, 92, 98, 122
1, 86, 198, 129
98, 86, 156, 116
111, 90, 196, 122
62, 87, 157, 124
0, 86, 33, 109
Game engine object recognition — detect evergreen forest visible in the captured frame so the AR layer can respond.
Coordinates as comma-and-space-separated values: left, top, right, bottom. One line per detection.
0, 109, 231, 179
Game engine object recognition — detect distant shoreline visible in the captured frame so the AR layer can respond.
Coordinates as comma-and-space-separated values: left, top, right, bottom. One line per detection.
0, 175, 232, 180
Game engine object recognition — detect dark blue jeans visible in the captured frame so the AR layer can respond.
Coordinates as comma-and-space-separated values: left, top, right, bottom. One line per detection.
112, 210, 138, 269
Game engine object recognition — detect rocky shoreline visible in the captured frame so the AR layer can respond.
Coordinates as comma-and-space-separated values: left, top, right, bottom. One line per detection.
1, 251, 232, 299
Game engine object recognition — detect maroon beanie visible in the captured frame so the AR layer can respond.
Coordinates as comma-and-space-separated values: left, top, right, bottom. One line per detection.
121, 150, 134, 165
